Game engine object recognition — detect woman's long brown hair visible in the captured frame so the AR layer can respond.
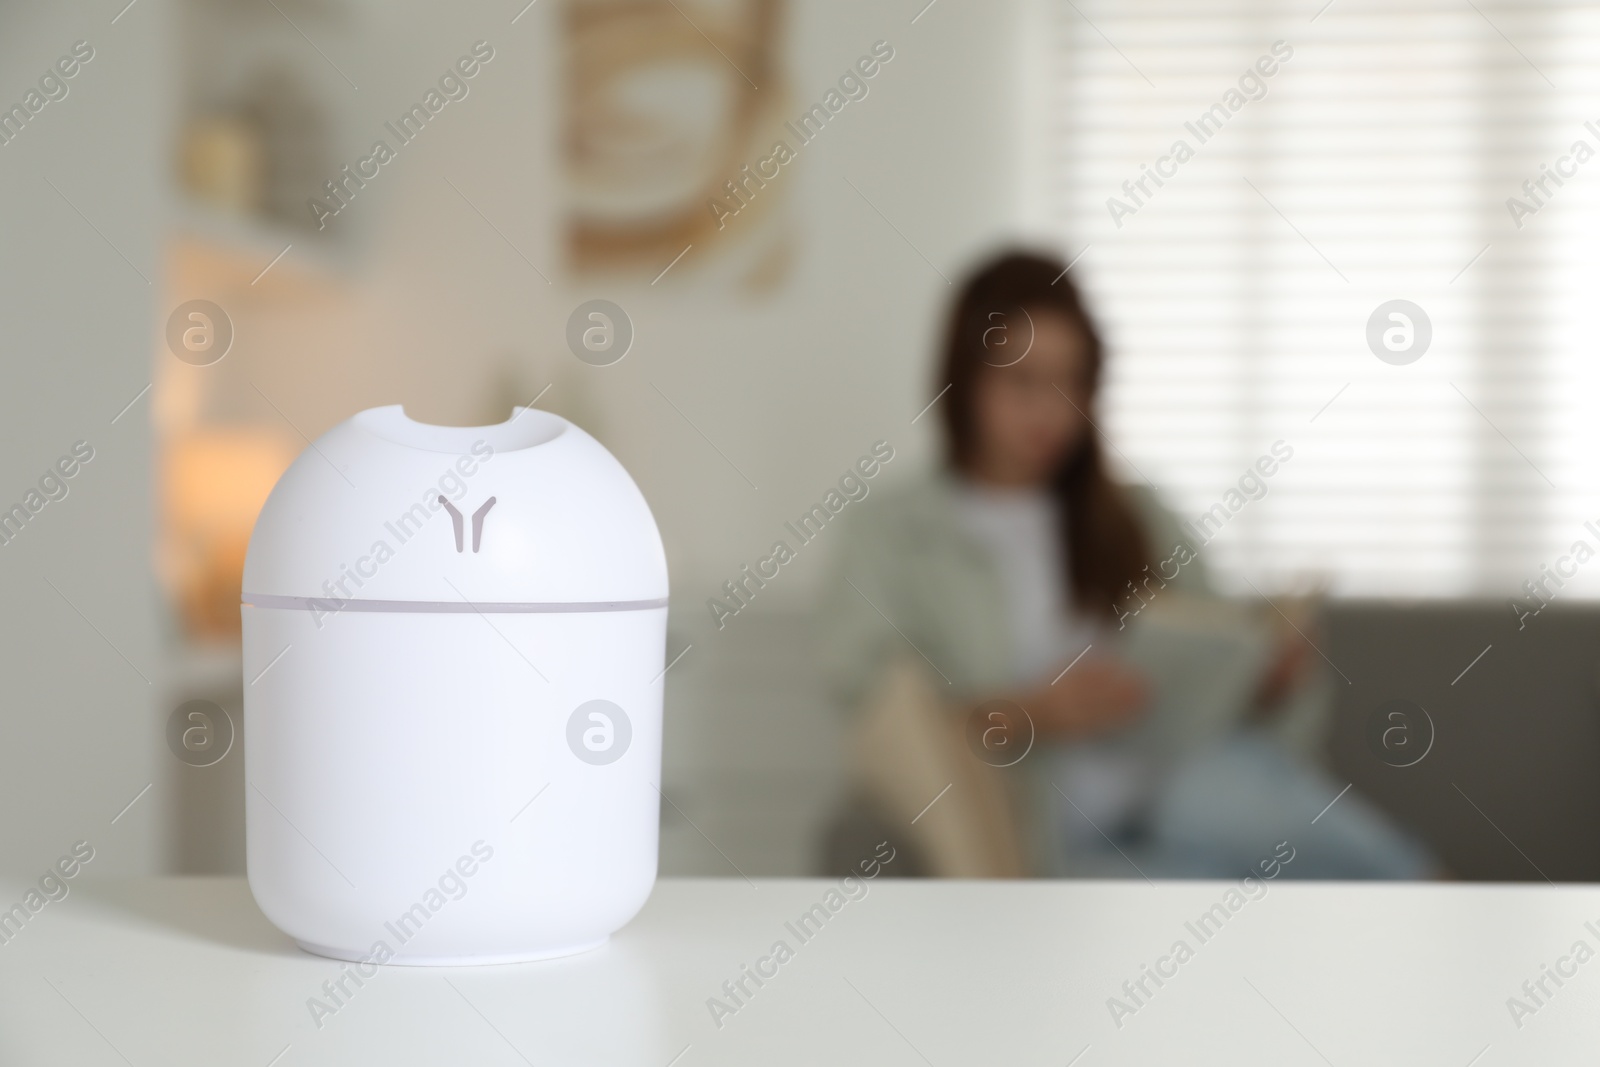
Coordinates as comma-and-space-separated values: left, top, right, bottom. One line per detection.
937, 251, 1153, 621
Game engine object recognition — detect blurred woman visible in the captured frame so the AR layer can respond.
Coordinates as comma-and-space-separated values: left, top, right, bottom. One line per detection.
819, 250, 1431, 879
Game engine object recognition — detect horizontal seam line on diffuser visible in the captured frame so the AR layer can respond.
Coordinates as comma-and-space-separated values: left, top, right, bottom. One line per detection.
241, 594, 669, 614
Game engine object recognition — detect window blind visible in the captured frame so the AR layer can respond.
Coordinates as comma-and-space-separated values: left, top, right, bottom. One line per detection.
1037, 0, 1600, 600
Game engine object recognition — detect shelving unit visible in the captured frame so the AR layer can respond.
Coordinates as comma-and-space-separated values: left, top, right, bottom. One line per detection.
169, 201, 351, 295
157, 2, 368, 875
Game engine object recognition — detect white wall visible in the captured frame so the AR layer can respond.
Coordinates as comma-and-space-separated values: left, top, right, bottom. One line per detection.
0, 3, 167, 873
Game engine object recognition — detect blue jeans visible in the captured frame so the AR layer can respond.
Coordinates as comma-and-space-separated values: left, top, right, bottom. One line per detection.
1060, 732, 1435, 880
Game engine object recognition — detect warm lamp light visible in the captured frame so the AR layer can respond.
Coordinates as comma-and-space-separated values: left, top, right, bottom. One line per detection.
162, 428, 296, 639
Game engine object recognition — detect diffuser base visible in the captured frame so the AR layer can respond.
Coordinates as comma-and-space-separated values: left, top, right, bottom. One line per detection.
293, 936, 609, 967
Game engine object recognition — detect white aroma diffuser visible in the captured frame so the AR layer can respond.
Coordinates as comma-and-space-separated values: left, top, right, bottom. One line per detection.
241, 405, 667, 964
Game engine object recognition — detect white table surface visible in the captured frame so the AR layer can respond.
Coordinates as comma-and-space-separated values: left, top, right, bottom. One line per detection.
0, 876, 1595, 1065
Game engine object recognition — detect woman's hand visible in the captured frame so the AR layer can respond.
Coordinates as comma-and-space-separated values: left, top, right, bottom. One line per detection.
1253, 606, 1322, 714
1020, 655, 1148, 739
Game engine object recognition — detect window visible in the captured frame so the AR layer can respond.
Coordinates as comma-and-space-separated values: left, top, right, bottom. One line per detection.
1036, 0, 1600, 599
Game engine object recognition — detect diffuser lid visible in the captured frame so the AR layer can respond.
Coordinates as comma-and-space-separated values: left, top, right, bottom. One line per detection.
242, 406, 668, 607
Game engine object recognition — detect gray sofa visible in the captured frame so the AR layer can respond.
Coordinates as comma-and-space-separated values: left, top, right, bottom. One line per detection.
1324, 600, 1600, 881
168, 602, 1600, 882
